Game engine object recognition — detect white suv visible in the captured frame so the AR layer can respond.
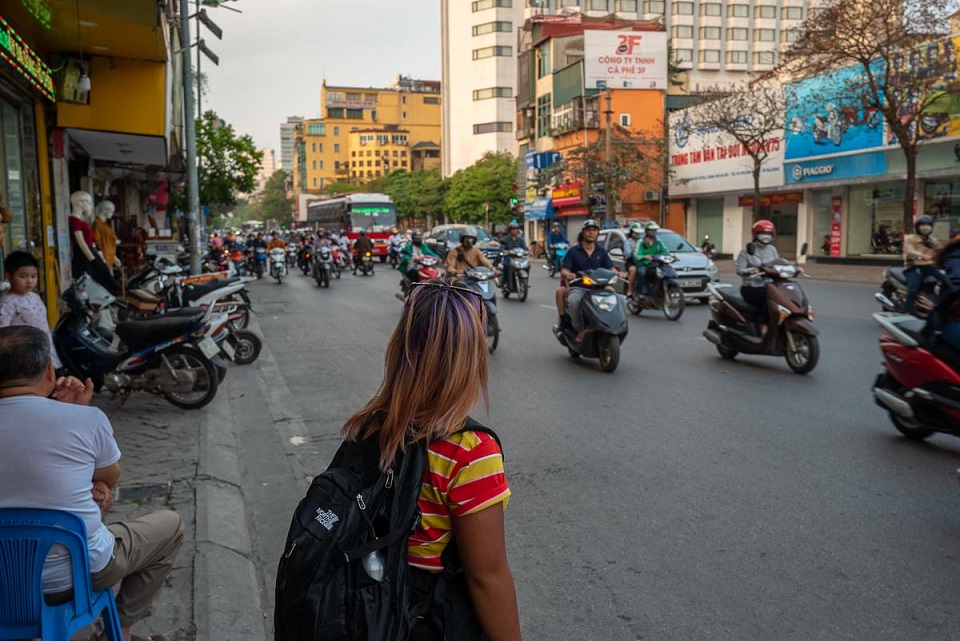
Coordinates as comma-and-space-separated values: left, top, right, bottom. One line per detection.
598, 227, 720, 300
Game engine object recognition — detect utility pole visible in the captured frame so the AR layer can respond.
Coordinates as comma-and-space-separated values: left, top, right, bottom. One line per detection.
181, 0, 202, 274
604, 88, 613, 223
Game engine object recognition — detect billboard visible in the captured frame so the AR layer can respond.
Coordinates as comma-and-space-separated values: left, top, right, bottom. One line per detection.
584, 30, 668, 90
668, 107, 784, 196
783, 150, 887, 185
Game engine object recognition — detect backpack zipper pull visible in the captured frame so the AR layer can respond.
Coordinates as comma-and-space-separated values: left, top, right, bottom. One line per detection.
284, 540, 297, 559
385, 468, 394, 489
356, 493, 366, 510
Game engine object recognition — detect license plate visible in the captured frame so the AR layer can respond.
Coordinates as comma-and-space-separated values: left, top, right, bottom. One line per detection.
681, 279, 703, 289
198, 337, 220, 359
221, 339, 236, 359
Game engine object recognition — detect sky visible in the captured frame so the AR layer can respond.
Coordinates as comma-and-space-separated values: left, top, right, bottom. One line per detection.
200, 0, 441, 163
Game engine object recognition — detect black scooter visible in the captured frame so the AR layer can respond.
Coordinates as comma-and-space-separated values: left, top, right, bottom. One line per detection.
626, 254, 685, 321
457, 266, 500, 353
553, 268, 629, 373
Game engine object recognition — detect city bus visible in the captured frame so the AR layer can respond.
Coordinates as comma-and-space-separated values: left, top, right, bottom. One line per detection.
241, 220, 265, 234
306, 193, 397, 260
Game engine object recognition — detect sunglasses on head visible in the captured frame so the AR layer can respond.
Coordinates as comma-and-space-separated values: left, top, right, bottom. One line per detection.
409, 280, 483, 301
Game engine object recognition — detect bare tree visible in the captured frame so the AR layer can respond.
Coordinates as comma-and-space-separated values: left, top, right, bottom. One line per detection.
784, 0, 958, 231
685, 83, 786, 219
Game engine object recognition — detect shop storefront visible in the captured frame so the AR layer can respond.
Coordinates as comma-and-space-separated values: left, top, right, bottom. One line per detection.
0, 13, 56, 317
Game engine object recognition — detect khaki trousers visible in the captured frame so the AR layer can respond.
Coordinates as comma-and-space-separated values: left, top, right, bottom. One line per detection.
91, 511, 185, 628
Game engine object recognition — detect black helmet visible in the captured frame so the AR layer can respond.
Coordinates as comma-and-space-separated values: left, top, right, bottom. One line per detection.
582, 219, 600, 231
460, 227, 478, 242
411, 231, 423, 243
508, 222, 520, 231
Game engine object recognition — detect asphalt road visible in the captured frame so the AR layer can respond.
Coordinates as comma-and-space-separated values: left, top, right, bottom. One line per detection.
245, 259, 960, 641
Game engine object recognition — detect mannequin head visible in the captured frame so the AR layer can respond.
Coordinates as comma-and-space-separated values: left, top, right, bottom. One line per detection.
95, 201, 116, 222
70, 191, 94, 220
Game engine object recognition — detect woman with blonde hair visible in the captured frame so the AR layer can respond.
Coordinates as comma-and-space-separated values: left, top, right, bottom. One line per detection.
342, 279, 522, 641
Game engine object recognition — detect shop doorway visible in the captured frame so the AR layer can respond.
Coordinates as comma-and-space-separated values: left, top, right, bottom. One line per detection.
697, 198, 723, 252
762, 205, 799, 259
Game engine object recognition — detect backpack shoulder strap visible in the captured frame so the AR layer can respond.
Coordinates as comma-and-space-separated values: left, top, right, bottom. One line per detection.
460, 417, 503, 456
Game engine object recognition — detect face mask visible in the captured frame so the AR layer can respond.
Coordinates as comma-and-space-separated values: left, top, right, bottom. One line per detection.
756, 234, 773, 245
463, 239, 475, 249
918, 225, 933, 236
631, 232, 641, 240
645, 231, 656, 239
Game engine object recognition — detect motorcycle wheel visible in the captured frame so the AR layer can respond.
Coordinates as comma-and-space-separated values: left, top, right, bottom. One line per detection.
785, 332, 820, 375
598, 335, 620, 373
160, 345, 219, 410
216, 365, 227, 384
227, 311, 250, 332
228, 329, 262, 366
663, 285, 685, 321
567, 346, 580, 359
548, 264, 556, 278
323, 271, 330, 288
716, 343, 739, 360
255, 263, 263, 279
627, 296, 642, 316
486, 314, 500, 353
518, 277, 529, 302
334, 264, 341, 279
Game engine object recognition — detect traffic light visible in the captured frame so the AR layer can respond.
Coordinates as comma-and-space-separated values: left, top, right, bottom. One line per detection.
510, 196, 519, 206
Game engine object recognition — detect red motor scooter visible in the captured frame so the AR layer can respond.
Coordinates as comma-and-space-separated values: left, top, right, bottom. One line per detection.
396, 255, 442, 300
872, 312, 960, 440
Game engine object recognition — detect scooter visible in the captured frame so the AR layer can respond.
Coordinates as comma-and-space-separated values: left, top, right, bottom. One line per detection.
626, 254, 686, 321
498, 248, 531, 302
543, 242, 569, 278
331, 246, 345, 279
703, 258, 819, 374
397, 255, 442, 300
312, 246, 334, 288
872, 311, 960, 440
55, 275, 229, 409
456, 266, 500, 353
269, 247, 287, 283
876, 266, 940, 318
388, 240, 406, 268
355, 250, 375, 276
552, 268, 628, 373
297, 247, 313, 275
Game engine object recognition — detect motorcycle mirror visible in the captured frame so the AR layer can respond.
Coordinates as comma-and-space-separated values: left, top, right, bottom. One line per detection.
800, 242, 809, 257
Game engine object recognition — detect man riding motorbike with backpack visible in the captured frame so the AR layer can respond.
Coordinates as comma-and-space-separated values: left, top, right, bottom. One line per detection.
445, 227, 496, 277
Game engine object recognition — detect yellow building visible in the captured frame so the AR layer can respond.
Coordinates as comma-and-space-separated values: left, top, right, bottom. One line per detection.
301, 75, 442, 191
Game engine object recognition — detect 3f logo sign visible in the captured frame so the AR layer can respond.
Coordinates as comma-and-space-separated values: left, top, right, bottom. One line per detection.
616, 35, 643, 55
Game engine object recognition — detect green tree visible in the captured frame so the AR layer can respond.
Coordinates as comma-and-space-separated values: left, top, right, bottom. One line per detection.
380, 169, 446, 225
196, 110, 263, 209
258, 170, 294, 227
443, 152, 518, 226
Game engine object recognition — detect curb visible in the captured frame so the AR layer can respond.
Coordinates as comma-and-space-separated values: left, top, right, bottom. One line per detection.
194, 380, 269, 641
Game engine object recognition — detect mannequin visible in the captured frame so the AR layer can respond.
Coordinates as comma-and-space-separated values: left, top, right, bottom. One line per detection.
0, 191, 13, 247
69, 190, 118, 290
93, 200, 121, 270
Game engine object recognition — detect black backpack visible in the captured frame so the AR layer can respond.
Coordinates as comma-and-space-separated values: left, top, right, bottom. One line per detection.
274, 419, 500, 641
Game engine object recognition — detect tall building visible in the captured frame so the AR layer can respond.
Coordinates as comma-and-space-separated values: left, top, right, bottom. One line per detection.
280, 116, 304, 176
442, 0, 827, 175
252, 148, 277, 197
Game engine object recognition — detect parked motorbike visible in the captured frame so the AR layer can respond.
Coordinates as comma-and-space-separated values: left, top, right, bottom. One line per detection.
312, 246, 334, 288
872, 311, 960, 440
875, 266, 940, 318
703, 258, 819, 374
269, 247, 287, 283
552, 268, 628, 373
627, 254, 685, 321
356, 250, 375, 276
398, 255, 442, 300
701, 235, 718, 259
456, 266, 500, 353
54, 275, 227, 409
544, 242, 569, 278
871, 226, 903, 254
497, 248, 531, 302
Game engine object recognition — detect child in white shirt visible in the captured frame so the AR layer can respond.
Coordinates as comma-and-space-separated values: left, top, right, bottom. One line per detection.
1, 251, 62, 369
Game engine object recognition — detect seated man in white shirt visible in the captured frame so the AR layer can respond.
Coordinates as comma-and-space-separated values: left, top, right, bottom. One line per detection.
0, 325, 184, 641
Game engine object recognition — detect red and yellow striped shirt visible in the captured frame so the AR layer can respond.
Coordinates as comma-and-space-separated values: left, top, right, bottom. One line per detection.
407, 430, 510, 572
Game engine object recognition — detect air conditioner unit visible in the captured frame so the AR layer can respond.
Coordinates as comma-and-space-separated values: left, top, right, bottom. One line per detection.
644, 190, 661, 202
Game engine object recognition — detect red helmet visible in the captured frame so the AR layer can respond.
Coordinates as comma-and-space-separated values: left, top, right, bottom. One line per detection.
752, 220, 776, 235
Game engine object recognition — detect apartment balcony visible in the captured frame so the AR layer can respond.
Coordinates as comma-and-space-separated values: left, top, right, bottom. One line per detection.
551, 103, 600, 137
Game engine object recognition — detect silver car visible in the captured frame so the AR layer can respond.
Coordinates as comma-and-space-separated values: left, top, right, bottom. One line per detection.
598, 227, 720, 300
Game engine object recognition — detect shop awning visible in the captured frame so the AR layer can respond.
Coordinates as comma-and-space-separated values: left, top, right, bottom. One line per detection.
67, 128, 168, 167
526, 197, 553, 221
554, 206, 589, 217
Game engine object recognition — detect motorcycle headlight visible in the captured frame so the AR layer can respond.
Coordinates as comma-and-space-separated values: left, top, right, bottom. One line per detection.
592, 294, 617, 312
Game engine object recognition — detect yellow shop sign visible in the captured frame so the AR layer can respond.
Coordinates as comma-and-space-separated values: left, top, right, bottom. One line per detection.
0, 15, 54, 101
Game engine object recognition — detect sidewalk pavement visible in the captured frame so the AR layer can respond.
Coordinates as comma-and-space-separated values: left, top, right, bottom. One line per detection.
93, 365, 271, 641
713, 258, 886, 285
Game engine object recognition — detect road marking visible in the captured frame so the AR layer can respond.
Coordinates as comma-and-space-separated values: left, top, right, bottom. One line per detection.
538, 304, 555, 310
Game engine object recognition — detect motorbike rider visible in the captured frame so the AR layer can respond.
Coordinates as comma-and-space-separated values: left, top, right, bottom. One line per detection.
557, 219, 624, 343
624, 222, 644, 298
735, 219, 781, 333
388, 227, 405, 259
445, 227, 496, 277
632, 222, 668, 296
546, 221, 568, 265
500, 222, 528, 287
353, 228, 375, 274
398, 231, 438, 284
926, 228, 960, 349
903, 214, 942, 314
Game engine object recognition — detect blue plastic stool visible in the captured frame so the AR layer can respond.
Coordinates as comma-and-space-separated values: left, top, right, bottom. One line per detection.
0, 508, 123, 641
